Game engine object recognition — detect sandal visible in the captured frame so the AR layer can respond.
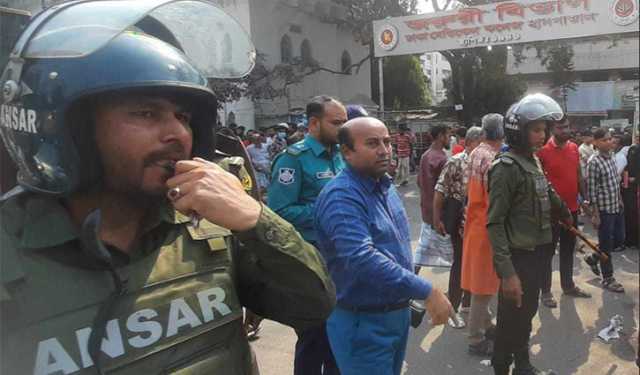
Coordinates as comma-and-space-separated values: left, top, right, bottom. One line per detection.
563, 286, 591, 298
602, 277, 625, 293
541, 293, 558, 308
447, 312, 466, 329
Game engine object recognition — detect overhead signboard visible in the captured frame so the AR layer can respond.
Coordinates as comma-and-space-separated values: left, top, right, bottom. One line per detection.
373, 0, 640, 57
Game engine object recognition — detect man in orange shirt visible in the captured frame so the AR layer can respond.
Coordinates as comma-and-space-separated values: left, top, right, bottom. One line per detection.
461, 114, 504, 357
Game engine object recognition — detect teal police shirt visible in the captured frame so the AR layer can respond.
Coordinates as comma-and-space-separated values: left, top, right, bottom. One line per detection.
268, 135, 345, 243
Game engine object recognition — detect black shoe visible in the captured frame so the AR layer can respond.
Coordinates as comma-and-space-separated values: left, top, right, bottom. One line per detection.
469, 339, 493, 357
512, 364, 557, 375
611, 246, 625, 253
562, 286, 592, 298
584, 254, 600, 276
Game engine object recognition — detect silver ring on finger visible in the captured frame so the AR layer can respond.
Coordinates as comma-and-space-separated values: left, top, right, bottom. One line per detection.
168, 186, 181, 201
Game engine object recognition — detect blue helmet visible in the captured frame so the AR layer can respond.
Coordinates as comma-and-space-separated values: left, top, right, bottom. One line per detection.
0, 0, 255, 196
346, 105, 368, 120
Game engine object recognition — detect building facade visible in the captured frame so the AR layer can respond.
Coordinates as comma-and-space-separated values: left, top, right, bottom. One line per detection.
506, 33, 639, 130
4, 0, 373, 130
242, 0, 372, 129
420, 52, 451, 105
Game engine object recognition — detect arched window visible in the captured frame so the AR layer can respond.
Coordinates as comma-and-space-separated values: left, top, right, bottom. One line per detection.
300, 39, 313, 65
227, 112, 236, 125
222, 33, 232, 64
341, 50, 352, 74
280, 34, 292, 63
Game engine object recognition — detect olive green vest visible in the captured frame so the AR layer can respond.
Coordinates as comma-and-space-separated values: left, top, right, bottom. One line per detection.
495, 152, 553, 249
1, 196, 253, 375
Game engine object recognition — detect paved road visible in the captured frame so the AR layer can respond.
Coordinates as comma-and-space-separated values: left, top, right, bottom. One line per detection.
252, 176, 639, 375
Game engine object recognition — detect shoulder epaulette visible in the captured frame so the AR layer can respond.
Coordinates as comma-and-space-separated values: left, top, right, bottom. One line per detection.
286, 141, 309, 156
497, 154, 514, 165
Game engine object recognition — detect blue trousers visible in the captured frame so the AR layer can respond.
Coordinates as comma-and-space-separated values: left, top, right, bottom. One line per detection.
326, 307, 410, 375
598, 211, 625, 279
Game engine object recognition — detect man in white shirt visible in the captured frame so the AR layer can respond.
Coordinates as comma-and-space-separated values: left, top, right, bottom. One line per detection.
579, 130, 595, 176
614, 134, 632, 175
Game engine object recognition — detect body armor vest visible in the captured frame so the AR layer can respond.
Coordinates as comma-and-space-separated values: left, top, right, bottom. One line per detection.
1, 210, 254, 375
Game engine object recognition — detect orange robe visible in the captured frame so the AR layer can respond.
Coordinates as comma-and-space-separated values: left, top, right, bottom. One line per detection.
461, 143, 500, 295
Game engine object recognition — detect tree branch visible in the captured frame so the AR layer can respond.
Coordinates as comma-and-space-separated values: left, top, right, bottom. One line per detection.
295, 53, 372, 78
430, 0, 454, 12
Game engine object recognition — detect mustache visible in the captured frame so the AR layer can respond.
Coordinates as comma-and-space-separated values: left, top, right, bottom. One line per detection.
143, 143, 188, 170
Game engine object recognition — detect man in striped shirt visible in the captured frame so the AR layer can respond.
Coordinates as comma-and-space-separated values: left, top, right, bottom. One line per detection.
586, 128, 625, 293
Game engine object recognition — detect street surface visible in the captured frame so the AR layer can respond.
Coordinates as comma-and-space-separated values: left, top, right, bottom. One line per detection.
252, 175, 639, 375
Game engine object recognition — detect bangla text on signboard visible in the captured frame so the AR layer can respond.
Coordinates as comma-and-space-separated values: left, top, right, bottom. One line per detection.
373, 0, 639, 57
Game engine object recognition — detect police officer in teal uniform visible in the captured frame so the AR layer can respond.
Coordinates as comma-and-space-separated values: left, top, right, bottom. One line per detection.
268, 97, 350, 245
268, 99, 365, 375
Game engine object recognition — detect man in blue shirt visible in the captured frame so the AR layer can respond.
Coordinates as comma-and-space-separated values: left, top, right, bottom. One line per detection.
268, 95, 347, 375
314, 117, 453, 375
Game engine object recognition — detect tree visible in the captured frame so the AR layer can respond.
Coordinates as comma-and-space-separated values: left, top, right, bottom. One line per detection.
472, 47, 526, 116
333, 0, 419, 107
427, 0, 527, 124
383, 55, 432, 109
543, 44, 577, 111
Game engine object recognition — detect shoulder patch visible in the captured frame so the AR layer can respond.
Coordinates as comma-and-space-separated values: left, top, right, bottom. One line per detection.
278, 168, 296, 185
216, 156, 253, 193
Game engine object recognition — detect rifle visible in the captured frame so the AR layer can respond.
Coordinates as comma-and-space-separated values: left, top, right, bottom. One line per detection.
558, 221, 608, 261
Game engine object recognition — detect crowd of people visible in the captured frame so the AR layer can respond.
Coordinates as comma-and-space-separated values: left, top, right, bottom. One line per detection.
407, 98, 639, 374
226, 93, 638, 375
218, 122, 308, 195
1, 2, 638, 374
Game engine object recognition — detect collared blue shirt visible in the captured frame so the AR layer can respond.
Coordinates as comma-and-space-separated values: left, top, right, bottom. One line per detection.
314, 166, 432, 308
268, 135, 345, 243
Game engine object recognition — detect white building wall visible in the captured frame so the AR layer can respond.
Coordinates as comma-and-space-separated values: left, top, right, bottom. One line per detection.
249, 0, 371, 128
506, 34, 639, 122
507, 34, 640, 74
420, 52, 450, 104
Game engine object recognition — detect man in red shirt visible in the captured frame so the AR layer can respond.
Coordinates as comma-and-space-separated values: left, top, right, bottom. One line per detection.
537, 117, 591, 307
451, 127, 466, 156
394, 123, 414, 186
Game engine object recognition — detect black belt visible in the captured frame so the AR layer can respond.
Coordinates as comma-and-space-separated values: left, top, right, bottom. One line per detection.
338, 301, 410, 313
